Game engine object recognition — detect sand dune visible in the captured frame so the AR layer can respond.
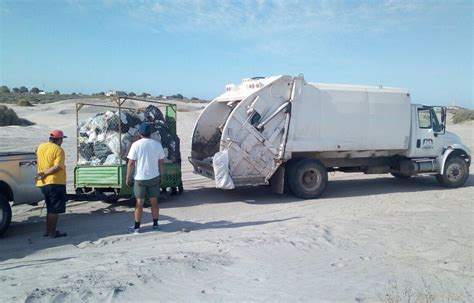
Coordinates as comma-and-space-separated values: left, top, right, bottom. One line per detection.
0, 99, 472, 302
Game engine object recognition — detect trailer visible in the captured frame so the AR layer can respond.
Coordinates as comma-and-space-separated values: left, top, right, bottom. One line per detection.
189, 75, 471, 199
74, 97, 183, 200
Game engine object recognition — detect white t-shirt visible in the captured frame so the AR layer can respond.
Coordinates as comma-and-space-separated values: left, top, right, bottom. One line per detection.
127, 138, 165, 180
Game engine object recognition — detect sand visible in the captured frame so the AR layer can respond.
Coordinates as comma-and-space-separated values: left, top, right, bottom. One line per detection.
0, 99, 472, 302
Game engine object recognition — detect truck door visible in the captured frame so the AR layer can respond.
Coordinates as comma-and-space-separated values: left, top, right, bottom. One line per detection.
411, 106, 446, 158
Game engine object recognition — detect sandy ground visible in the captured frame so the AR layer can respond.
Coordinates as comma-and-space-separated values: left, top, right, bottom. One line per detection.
0, 99, 473, 302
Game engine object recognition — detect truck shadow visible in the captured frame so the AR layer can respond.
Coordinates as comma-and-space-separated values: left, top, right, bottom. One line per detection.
323, 173, 474, 199
0, 201, 296, 262
161, 173, 474, 207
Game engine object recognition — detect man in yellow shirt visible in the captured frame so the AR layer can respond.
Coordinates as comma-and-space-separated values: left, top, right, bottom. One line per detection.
36, 129, 68, 238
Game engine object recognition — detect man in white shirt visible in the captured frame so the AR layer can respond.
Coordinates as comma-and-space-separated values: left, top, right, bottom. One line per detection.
126, 123, 165, 234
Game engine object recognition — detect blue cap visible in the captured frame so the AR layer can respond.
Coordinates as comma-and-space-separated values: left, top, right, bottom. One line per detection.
138, 123, 151, 136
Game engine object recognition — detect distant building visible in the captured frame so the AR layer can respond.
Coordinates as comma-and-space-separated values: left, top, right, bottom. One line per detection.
39, 91, 46, 95
106, 90, 127, 97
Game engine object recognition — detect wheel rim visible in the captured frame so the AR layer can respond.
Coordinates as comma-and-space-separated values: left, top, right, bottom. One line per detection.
301, 168, 322, 191
446, 163, 463, 183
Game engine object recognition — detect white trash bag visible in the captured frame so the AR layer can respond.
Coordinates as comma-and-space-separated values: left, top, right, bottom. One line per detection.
213, 149, 234, 189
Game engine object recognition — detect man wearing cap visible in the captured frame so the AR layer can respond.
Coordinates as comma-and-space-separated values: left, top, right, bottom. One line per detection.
126, 123, 165, 234
36, 129, 68, 238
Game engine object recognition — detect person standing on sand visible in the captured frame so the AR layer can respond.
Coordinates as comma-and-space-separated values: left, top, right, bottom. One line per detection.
35, 129, 68, 238
126, 123, 165, 234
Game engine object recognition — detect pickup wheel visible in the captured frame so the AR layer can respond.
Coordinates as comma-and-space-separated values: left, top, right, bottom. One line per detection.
0, 194, 12, 237
288, 159, 328, 199
436, 156, 469, 188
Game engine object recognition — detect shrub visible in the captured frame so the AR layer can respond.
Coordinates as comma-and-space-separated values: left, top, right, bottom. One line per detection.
19, 86, 28, 93
30, 87, 40, 94
0, 85, 10, 93
17, 99, 33, 106
452, 109, 474, 124
53, 90, 60, 95
12, 87, 20, 93
0, 105, 21, 126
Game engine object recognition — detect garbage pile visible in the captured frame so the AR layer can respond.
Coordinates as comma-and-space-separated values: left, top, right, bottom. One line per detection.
77, 105, 180, 166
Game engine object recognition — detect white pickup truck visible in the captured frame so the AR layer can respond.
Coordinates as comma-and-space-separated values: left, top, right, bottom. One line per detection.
0, 152, 43, 236
189, 75, 471, 198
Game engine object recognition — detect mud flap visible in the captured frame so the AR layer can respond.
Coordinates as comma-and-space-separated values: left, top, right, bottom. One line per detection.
270, 165, 285, 194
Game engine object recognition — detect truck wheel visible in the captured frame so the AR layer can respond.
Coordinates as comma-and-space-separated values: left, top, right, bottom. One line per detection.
288, 159, 328, 199
0, 194, 12, 237
436, 156, 469, 188
390, 172, 411, 179
284, 159, 301, 195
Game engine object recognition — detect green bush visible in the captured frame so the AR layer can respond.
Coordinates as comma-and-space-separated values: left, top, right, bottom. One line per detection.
17, 99, 33, 106
452, 109, 474, 124
0, 105, 20, 126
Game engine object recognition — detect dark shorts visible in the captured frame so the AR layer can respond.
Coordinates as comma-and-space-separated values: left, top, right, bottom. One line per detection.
40, 184, 67, 214
134, 176, 161, 200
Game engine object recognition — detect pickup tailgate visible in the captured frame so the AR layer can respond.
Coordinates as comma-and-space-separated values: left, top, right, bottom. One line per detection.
0, 152, 43, 205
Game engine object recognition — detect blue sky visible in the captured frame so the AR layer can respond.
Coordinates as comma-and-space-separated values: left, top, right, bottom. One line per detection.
0, 0, 472, 107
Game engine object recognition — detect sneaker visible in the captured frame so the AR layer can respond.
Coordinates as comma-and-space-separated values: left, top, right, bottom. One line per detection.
128, 227, 140, 234
152, 225, 159, 231
49, 231, 67, 238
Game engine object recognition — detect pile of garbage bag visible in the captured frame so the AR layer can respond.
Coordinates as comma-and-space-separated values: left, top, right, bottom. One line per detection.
77, 105, 180, 166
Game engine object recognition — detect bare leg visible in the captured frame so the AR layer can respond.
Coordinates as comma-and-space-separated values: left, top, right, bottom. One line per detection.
46, 213, 59, 236
149, 197, 159, 221
134, 199, 145, 223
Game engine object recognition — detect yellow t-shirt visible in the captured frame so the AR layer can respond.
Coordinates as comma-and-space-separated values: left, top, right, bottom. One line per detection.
36, 142, 66, 186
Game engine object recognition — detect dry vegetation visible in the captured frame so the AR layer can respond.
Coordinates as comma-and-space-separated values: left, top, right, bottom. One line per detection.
0, 105, 34, 126
452, 109, 474, 124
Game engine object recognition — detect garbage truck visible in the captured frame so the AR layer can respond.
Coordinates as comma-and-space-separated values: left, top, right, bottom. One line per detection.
189, 75, 471, 199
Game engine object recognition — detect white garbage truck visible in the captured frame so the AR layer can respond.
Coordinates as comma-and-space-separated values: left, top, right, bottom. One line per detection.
189, 75, 471, 199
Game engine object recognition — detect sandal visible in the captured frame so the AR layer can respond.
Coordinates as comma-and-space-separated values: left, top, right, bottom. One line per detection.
49, 231, 67, 238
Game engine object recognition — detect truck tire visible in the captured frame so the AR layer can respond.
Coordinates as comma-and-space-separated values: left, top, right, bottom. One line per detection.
436, 156, 469, 188
288, 159, 328, 199
390, 172, 411, 179
284, 159, 301, 195
0, 194, 12, 237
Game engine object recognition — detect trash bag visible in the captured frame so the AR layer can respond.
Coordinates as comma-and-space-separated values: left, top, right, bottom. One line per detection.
90, 114, 107, 134
144, 105, 164, 122
120, 133, 133, 159
125, 111, 142, 128
106, 114, 121, 132
213, 149, 234, 189
103, 154, 123, 165
79, 143, 94, 160
93, 143, 113, 163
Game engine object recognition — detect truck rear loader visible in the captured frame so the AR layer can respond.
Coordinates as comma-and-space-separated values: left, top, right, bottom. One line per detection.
189, 75, 471, 199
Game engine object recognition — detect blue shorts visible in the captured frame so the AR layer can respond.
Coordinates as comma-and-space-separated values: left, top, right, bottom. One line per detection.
40, 184, 67, 214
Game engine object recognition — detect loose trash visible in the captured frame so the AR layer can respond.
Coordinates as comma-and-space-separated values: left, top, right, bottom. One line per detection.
77, 105, 180, 165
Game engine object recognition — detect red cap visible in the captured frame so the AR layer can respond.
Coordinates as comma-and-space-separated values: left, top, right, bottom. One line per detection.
50, 129, 67, 139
